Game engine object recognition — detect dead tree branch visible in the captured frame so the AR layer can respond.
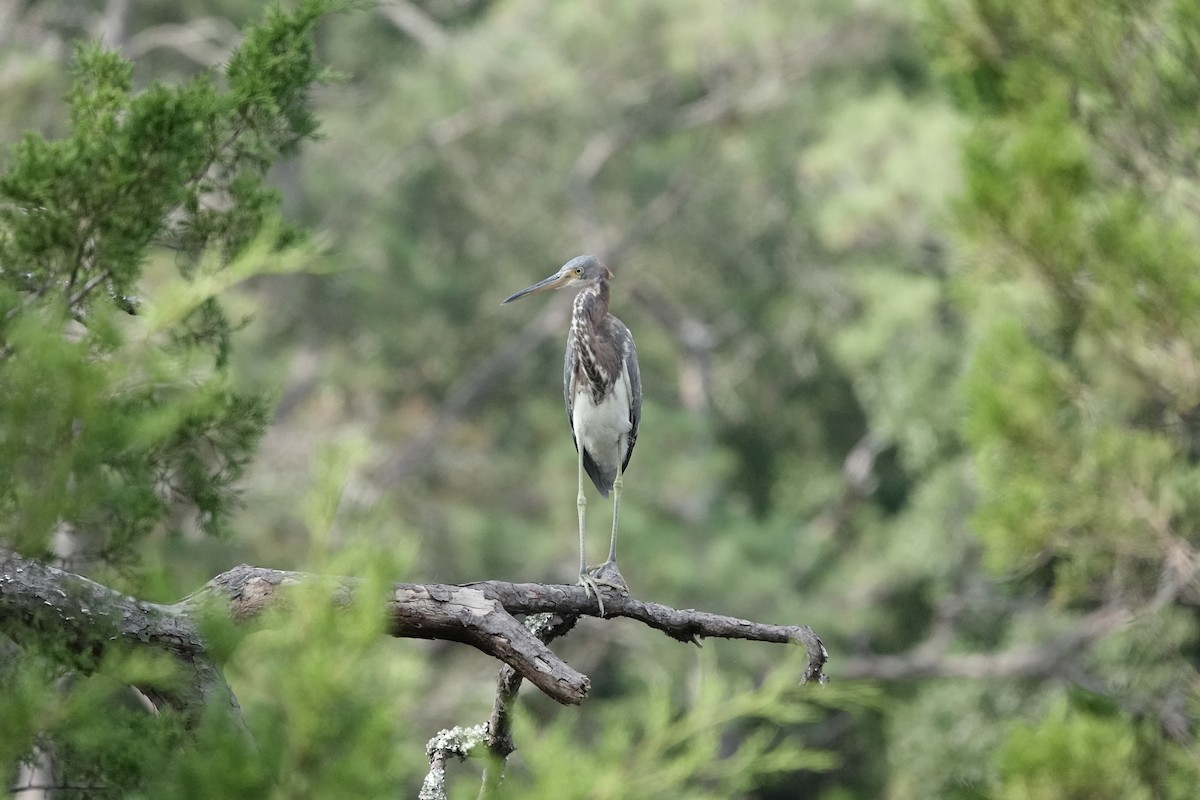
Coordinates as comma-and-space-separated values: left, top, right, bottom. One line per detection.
421, 612, 580, 800
477, 612, 578, 796
0, 547, 243, 728
0, 548, 829, 712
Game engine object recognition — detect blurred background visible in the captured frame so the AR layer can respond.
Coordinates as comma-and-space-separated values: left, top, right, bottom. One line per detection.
3, 0, 1199, 797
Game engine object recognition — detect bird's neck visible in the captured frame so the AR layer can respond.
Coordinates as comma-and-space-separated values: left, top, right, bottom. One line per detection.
570, 280, 616, 402
572, 280, 609, 325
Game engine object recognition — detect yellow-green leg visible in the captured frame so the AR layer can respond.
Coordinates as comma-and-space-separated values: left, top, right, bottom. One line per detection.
590, 458, 628, 591
576, 445, 589, 581
576, 444, 608, 613
583, 454, 629, 615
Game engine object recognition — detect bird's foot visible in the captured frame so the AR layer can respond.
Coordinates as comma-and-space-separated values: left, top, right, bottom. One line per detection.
587, 560, 628, 591
578, 561, 629, 617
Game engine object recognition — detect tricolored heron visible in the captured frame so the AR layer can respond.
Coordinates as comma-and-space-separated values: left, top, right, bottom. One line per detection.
503, 255, 642, 614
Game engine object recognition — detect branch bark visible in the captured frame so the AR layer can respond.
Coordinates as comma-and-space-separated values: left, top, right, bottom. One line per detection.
478, 612, 578, 796
0, 548, 243, 728
0, 548, 829, 711
420, 612, 579, 800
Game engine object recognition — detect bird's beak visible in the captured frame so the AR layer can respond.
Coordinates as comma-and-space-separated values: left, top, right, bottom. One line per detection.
501, 269, 574, 304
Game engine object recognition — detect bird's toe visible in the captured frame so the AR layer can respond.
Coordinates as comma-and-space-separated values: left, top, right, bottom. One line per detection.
585, 561, 629, 593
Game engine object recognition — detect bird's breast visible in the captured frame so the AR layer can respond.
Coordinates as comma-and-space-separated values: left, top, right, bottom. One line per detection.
571, 378, 633, 470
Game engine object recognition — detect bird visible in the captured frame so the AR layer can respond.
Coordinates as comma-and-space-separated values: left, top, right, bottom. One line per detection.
502, 255, 642, 615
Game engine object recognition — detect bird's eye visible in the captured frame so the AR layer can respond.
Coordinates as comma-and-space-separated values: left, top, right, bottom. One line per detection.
574, 268, 583, 276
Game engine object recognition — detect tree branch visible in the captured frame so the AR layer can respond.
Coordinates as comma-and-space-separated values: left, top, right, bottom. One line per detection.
0, 548, 829, 711
420, 612, 579, 800
0, 548, 243, 728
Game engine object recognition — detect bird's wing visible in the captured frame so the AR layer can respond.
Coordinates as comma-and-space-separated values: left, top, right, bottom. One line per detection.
563, 338, 580, 451
621, 324, 642, 473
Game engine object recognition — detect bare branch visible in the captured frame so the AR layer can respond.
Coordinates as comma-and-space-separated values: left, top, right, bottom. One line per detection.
1, 548, 829, 710
478, 612, 578, 797
419, 724, 487, 800
0, 547, 243, 727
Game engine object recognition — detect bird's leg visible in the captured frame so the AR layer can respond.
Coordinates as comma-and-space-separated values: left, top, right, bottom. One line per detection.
576, 443, 589, 577
576, 443, 607, 614
600, 471, 629, 586
606, 465, 622, 565
586, 450, 629, 598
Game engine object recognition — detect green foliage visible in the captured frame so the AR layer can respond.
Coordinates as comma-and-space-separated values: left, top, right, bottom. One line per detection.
0, 2, 351, 797
163, 556, 429, 799
0, 1, 331, 564
939, 0, 1200, 601
921, 0, 1200, 795
995, 699, 1190, 800
504, 652, 843, 799
0, 648, 191, 799
2, 447, 429, 799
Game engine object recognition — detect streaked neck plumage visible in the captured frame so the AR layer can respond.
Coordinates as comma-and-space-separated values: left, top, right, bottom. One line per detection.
570, 279, 616, 403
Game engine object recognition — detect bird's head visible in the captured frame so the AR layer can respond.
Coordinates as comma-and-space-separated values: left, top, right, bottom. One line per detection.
502, 255, 611, 304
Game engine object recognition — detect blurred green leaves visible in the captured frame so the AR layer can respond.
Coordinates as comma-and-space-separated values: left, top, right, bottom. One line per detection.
942, 0, 1200, 603
0, 1, 335, 565
998, 701, 1163, 800
921, 1, 1200, 794
506, 651, 843, 800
